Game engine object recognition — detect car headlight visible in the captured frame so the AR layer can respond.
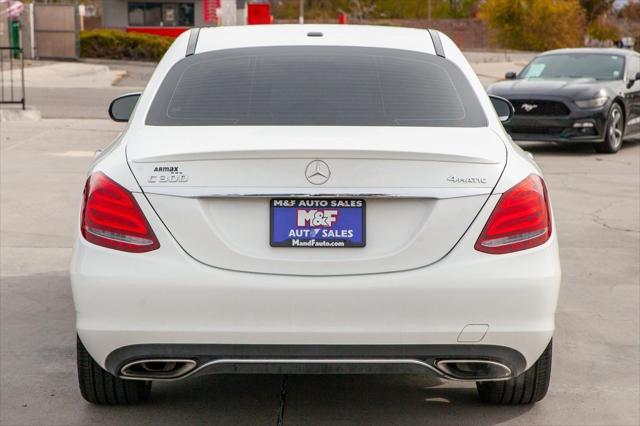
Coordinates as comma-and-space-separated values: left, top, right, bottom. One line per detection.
575, 92, 608, 109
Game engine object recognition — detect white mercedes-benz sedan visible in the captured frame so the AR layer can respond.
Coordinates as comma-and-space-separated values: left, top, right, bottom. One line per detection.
71, 25, 561, 406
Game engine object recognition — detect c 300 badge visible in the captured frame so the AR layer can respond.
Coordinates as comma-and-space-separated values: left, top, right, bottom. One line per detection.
148, 166, 189, 183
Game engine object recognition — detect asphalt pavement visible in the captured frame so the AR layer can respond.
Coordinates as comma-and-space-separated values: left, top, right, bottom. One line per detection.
0, 57, 638, 426
17, 60, 156, 120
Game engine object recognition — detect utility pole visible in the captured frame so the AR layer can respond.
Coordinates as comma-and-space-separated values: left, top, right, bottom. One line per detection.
299, 0, 304, 24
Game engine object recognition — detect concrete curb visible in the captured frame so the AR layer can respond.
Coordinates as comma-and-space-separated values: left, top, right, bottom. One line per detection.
0, 107, 42, 122
0, 62, 126, 89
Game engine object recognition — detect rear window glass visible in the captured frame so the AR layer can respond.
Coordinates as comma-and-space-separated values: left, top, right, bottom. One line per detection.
146, 46, 487, 127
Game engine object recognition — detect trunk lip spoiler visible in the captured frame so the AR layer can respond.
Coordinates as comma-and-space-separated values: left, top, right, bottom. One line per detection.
140, 186, 492, 199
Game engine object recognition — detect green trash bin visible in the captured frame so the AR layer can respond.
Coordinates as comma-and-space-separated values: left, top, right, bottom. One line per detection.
9, 19, 21, 59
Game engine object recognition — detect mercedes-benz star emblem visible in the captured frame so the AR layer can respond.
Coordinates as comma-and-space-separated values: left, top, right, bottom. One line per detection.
305, 160, 331, 185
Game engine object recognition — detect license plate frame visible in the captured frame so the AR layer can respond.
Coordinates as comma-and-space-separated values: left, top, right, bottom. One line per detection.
270, 198, 366, 248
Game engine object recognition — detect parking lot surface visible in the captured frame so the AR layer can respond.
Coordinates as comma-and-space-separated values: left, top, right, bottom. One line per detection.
1, 60, 639, 425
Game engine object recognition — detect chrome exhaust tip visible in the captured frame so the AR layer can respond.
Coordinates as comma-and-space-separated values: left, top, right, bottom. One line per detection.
435, 359, 512, 381
120, 359, 197, 380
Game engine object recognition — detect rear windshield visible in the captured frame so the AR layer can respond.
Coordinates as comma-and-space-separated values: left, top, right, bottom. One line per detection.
146, 46, 486, 127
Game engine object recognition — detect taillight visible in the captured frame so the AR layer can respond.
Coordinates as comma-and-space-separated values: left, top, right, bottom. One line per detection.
81, 172, 160, 253
475, 174, 551, 254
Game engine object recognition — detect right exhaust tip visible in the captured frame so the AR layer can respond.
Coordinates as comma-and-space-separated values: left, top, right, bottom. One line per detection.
435, 359, 512, 381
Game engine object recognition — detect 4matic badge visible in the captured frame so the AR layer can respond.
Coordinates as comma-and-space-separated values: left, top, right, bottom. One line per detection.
447, 175, 487, 184
148, 165, 189, 183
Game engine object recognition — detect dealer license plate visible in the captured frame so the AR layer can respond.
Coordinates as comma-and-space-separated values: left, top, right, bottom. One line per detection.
270, 199, 365, 248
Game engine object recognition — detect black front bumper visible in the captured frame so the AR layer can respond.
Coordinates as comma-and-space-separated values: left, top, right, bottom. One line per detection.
504, 98, 608, 143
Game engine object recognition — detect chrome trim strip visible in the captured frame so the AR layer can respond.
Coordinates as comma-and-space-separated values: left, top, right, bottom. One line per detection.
119, 358, 513, 382
427, 29, 445, 58
141, 187, 492, 199
185, 28, 200, 57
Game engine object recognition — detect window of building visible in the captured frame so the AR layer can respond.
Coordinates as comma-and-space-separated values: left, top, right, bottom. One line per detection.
127, 2, 194, 26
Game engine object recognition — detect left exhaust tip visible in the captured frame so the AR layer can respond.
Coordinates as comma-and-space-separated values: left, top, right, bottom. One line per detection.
120, 359, 197, 380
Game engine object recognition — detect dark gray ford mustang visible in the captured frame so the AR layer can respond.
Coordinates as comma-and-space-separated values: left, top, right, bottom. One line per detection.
487, 48, 640, 153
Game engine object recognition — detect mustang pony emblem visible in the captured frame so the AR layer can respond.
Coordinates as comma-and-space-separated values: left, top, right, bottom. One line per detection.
521, 103, 538, 112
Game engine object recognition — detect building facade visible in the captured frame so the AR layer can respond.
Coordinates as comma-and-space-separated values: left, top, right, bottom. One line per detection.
102, 0, 247, 36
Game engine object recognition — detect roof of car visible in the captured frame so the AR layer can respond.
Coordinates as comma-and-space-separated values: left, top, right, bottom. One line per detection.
540, 47, 638, 57
193, 25, 439, 56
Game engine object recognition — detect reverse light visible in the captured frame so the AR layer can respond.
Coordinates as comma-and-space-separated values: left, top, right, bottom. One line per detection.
475, 174, 551, 254
81, 172, 160, 253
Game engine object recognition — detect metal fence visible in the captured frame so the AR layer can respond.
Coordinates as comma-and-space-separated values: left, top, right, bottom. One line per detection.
0, 46, 26, 110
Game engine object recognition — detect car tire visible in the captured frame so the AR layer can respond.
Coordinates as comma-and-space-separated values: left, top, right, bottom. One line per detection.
595, 103, 625, 154
476, 340, 552, 405
77, 336, 151, 405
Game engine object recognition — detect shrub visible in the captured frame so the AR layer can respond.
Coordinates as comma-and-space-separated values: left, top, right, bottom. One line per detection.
621, 2, 640, 21
580, 0, 614, 24
271, 0, 482, 20
588, 17, 621, 42
80, 29, 174, 61
479, 0, 586, 51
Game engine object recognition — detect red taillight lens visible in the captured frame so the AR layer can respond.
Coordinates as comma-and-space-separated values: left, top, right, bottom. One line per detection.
81, 172, 160, 253
475, 174, 551, 255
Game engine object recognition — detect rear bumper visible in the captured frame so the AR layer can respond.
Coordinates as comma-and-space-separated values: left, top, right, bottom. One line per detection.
71, 193, 561, 376
105, 343, 526, 381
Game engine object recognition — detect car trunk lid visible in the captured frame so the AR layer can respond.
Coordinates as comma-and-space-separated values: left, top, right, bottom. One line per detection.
127, 126, 505, 275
